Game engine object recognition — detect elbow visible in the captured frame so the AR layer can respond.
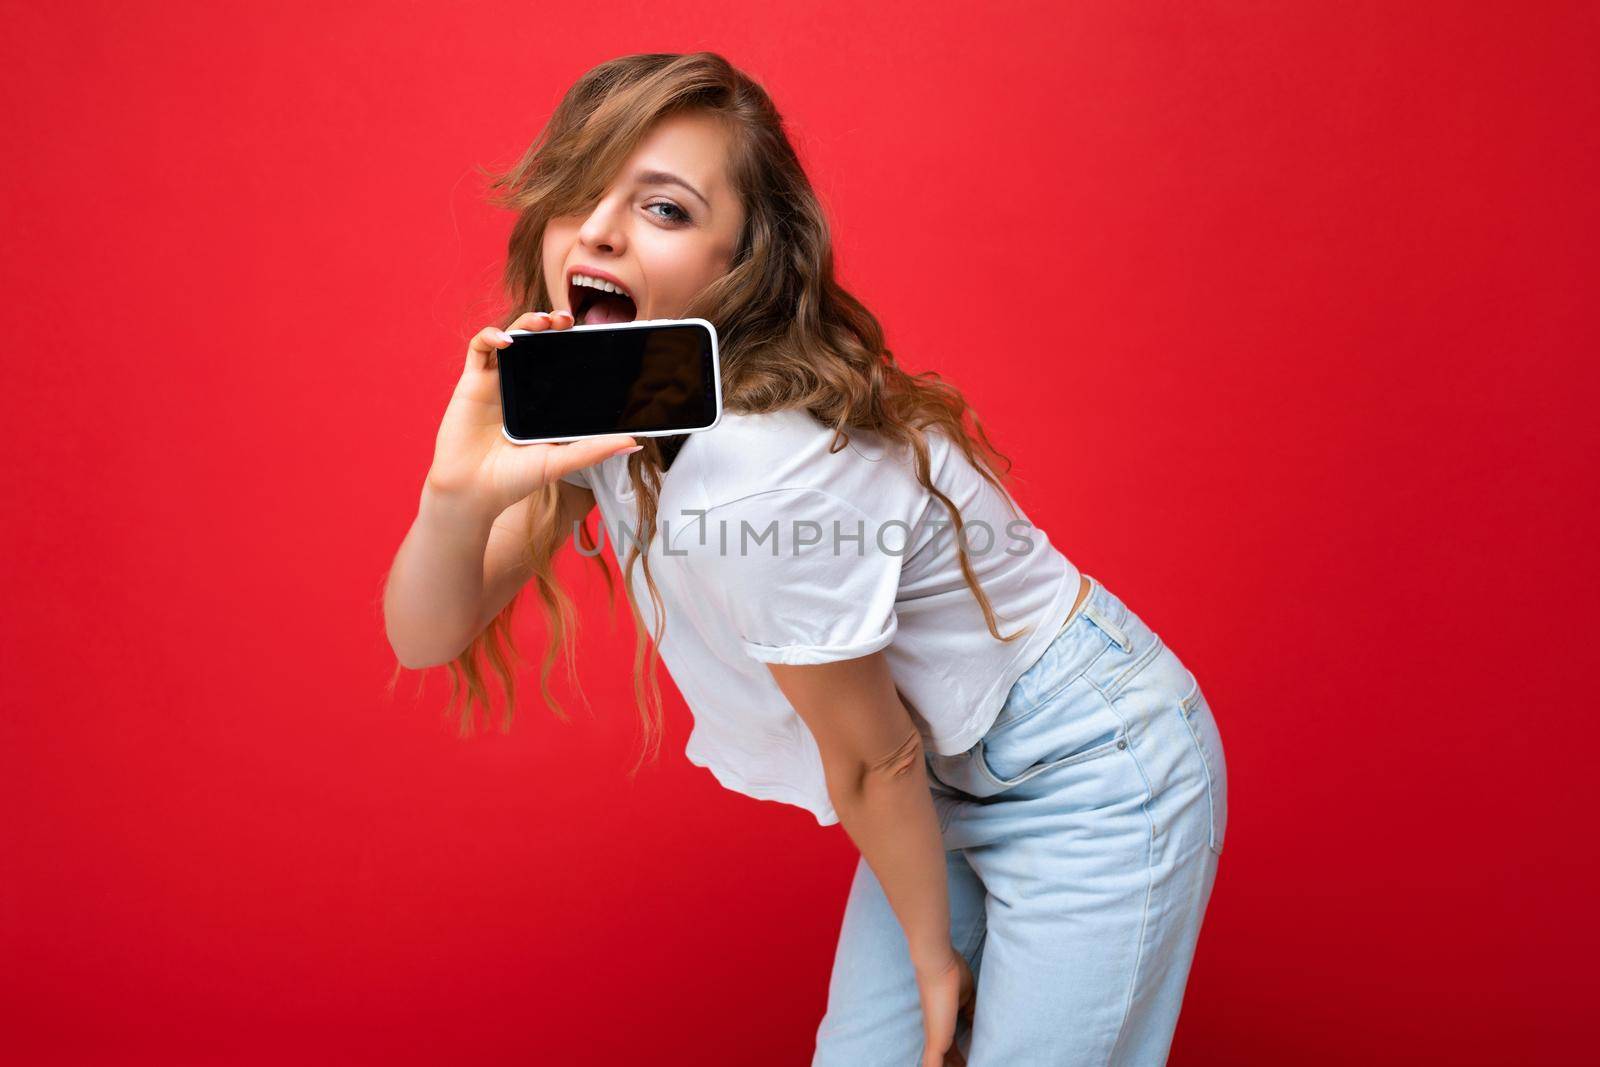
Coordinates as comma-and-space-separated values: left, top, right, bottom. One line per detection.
392, 647, 437, 672
869, 728, 927, 782
831, 729, 927, 804
391, 643, 464, 672
385, 620, 470, 672
386, 633, 434, 671
383, 590, 483, 671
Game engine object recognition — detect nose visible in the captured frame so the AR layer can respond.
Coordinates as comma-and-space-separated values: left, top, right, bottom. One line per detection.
577, 194, 628, 256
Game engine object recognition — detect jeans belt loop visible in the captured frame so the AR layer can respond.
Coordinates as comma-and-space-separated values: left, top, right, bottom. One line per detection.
1083, 602, 1133, 653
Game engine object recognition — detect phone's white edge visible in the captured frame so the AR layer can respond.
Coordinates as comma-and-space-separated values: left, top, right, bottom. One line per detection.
499, 317, 724, 446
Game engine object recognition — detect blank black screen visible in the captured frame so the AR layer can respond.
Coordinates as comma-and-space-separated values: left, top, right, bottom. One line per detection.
499, 321, 717, 440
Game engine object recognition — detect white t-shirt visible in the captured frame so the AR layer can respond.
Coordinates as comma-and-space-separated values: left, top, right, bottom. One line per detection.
559, 408, 1082, 826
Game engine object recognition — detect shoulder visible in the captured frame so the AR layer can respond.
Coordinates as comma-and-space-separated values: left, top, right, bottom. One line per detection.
693, 408, 840, 468
691, 408, 937, 515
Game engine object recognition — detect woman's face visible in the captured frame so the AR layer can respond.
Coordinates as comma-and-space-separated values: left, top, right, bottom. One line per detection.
542, 110, 745, 322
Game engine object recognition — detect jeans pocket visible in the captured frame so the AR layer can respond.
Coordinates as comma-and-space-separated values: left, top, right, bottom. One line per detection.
973, 683, 1126, 792
1178, 673, 1229, 855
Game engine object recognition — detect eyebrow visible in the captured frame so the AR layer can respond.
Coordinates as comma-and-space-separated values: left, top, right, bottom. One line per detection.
634, 169, 711, 210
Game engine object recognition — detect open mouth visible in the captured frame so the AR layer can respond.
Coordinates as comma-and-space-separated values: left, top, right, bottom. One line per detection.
569, 278, 639, 326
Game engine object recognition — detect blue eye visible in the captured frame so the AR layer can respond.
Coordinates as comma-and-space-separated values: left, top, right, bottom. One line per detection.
646, 201, 691, 225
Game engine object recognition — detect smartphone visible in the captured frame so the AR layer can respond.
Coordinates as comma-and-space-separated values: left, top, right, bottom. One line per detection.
498, 317, 723, 445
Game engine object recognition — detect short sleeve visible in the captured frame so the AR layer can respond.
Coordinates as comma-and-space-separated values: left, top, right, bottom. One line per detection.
677, 487, 904, 665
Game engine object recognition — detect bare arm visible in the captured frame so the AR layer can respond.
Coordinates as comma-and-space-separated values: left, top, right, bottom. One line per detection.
767, 652, 974, 1064
384, 478, 595, 669
475, 479, 598, 633
765, 652, 952, 967
383, 306, 631, 670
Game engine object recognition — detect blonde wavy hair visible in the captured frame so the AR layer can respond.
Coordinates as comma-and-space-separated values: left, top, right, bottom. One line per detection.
391, 51, 1029, 775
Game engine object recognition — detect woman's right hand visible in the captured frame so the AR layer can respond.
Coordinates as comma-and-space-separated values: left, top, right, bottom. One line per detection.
426, 309, 639, 514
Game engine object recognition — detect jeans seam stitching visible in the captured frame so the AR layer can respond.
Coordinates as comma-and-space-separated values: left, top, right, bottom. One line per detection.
1105, 633, 1166, 702
1086, 681, 1157, 1067
1180, 705, 1224, 855
1179, 667, 1201, 711
1000, 637, 1112, 733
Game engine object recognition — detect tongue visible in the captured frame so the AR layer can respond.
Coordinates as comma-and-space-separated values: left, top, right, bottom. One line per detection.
581, 291, 636, 325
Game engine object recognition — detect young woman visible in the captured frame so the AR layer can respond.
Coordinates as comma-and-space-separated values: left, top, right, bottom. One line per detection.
384, 52, 1228, 1067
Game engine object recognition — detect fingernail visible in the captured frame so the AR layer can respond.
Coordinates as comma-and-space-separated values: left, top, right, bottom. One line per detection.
612, 444, 644, 456
494, 330, 515, 344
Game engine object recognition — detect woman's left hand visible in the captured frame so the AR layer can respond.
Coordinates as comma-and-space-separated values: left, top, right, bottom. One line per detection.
916, 945, 976, 1066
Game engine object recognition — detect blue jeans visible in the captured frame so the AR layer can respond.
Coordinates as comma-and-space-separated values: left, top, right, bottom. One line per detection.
812, 575, 1228, 1066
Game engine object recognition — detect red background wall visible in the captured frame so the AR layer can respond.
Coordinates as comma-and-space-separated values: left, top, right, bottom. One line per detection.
3, 2, 1596, 1063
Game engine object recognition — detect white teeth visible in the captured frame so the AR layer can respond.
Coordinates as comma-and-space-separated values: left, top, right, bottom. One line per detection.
572, 273, 630, 299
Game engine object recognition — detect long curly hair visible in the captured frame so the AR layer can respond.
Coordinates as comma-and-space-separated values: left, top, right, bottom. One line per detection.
396, 51, 1029, 775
